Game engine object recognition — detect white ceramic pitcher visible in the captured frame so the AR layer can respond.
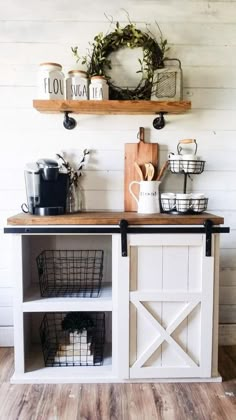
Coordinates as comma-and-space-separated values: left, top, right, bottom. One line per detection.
129, 180, 161, 214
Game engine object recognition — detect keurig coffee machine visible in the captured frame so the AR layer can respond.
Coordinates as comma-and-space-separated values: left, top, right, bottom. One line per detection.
23, 159, 69, 215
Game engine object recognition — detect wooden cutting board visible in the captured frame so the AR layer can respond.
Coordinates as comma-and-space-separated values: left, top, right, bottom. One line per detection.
124, 127, 159, 211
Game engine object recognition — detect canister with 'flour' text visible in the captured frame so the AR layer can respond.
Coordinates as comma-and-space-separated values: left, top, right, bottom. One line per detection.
37, 62, 64, 99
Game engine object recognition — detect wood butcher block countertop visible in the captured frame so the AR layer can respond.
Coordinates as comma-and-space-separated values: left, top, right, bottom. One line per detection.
7, 211, 224, 226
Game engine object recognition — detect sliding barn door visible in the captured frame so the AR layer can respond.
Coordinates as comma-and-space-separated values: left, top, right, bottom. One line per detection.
128, 234, 214, 379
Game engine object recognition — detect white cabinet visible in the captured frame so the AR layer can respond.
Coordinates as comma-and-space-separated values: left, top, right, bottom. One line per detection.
116, 233, 220, 381
9, 229, 221, 383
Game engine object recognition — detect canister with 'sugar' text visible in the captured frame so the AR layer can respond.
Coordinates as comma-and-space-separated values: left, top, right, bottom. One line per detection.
66, 70, 88, 100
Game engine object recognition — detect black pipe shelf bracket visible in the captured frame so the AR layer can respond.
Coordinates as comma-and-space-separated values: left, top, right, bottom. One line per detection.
63, 111, 77, 130
153, 112, 167, 130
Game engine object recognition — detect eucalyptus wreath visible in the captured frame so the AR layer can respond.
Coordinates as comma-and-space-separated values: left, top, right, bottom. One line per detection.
72, 21, 169, 100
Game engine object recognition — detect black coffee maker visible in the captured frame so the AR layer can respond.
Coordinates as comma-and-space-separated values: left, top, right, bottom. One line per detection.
23, 159, 69, 215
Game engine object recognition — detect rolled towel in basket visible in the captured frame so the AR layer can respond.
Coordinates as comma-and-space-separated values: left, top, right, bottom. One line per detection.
59, 342, 91, 352
56, 348, 92, 357
54, 353, 94, 364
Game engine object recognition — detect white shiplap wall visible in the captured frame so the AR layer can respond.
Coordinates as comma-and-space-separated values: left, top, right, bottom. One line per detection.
0, 0, 236, 345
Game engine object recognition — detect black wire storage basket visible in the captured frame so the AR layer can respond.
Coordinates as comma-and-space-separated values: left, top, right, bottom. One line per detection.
37, 250, 104, 297
40, 312, 105, 367
168, 159, 205, 174
161, 197, 208, 214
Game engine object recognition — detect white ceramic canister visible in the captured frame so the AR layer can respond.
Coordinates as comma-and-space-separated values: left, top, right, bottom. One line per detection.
89, 76, 109, 100
37, 62, 64, 99
66, 70, 88, 100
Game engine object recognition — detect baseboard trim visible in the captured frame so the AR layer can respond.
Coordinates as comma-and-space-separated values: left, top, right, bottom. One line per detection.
0, 327, 14, 346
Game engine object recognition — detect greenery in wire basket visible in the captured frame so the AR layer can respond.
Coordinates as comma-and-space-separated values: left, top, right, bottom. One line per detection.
56, 149, 89, 187
61, 312, 95, 334
71, 18, 169, 100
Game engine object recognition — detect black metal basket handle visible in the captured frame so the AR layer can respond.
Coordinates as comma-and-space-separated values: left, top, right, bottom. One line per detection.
177, 139, 198, 155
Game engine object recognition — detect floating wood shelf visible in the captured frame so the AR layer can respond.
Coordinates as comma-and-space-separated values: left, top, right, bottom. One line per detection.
33, 100, 191, 115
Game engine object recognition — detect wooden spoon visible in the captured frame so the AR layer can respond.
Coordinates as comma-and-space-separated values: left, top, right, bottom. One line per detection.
157, 161, 169, 181
134, 161, 144, 181
144, 162, 155, 181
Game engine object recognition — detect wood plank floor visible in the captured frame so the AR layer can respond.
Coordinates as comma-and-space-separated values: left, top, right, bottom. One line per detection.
0, 347, 235, 420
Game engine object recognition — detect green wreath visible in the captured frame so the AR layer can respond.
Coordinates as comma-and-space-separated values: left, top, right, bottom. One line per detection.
72, 23, 167, 100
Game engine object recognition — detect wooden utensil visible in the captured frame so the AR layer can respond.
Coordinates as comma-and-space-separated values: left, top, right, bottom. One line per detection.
124, 127, 159, 211
144, 163, 155, 181
134, 161, 144, 181
157, 160, 169, 181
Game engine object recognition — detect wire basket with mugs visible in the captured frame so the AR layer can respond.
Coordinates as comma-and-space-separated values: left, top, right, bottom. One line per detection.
161, 192, 208, 214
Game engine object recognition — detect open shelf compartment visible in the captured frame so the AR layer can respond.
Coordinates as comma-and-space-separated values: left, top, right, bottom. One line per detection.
40, 312, 105, 367
21, 234, 112, 308
18, 311, 113, 382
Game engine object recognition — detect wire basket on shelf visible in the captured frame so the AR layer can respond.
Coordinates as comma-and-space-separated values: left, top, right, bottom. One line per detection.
36, 250, 104, 298
151, 59, 183, 101
40, 312, 105, 367
161, 197, 208, 214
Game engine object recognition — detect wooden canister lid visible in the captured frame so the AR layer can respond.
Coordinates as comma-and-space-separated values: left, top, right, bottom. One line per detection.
68, 70, 88, 76
39, 62, 62, 69
91, 75, 106, 81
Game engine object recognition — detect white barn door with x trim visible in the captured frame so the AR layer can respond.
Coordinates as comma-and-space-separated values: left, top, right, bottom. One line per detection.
128, 234, 214, 379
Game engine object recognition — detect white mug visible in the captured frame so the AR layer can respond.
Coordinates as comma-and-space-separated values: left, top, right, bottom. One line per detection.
168, 153, 182, 173
161, 193, 176, 212
129, 180, 161, 214
175, 193, 192, 213
191, 193, 206, 212
181, 154, 198, 173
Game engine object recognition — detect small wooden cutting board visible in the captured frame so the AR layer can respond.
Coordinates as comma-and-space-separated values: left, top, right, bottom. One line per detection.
124, 127, 159, 211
